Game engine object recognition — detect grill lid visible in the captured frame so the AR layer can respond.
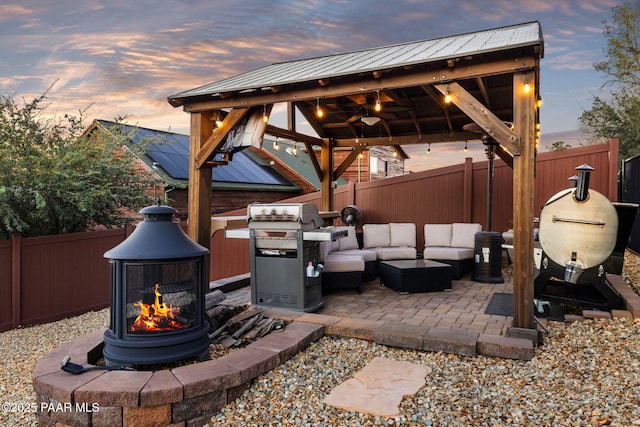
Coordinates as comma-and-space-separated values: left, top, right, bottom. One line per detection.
247, 203, 323, 229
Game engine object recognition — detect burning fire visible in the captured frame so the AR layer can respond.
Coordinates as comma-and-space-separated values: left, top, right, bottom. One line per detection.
129, 283, 186, 332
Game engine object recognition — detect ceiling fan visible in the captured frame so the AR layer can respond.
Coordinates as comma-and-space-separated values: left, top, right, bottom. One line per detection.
346, 106, 396, 126
344, 92, 409, 126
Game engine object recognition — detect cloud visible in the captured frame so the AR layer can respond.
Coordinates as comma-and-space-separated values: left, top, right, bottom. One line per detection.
0, 0, 616, 153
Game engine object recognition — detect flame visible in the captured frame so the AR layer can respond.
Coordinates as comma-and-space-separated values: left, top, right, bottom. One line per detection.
129, 283, 186, 332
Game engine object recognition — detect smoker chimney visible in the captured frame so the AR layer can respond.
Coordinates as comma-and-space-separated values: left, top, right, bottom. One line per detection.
567, 175, 579, 188
574, 163, 594, 202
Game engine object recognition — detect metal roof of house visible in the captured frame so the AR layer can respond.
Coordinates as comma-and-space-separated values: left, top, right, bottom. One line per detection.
97, 120, 297, 189
169, 21, 542, 105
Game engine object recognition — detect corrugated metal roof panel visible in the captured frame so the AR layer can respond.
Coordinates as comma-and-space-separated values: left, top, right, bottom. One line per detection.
170, 21, 541, 102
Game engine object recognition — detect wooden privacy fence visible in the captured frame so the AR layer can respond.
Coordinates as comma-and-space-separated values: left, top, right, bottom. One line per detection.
0, 141, 618, 332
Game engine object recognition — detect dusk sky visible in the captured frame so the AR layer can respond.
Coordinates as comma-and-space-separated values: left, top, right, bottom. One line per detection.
0, 0, 620, 170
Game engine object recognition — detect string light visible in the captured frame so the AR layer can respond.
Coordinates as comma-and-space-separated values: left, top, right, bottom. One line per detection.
273, 137, 279, 151
427, 143, 431, 155
262, 104, 269, 123
464, 141, 468, 153
536, 96, 543, 108
316, 97, 324, 118
523, 79, 532, 94
292, 143, 297, 156
213, 111, 223, 128
444, 85, 452, 104
374, 90, 382, 112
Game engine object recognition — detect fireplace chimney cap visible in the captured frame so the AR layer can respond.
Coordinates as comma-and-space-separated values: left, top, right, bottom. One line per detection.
104, 204, 208, 260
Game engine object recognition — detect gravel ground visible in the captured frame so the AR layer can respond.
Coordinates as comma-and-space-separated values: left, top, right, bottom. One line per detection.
1, 252, 639, 427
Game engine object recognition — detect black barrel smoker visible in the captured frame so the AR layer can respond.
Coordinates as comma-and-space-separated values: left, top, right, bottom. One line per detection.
534, 164, 638, 313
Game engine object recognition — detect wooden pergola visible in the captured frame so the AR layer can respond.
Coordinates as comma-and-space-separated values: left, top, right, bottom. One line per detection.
168, 21, 544, 331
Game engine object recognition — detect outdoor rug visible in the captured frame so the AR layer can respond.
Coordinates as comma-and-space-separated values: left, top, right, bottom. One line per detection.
484, 292, 565, 321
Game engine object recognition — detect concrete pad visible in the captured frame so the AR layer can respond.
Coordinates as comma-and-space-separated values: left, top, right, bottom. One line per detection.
506, 327, 540, 347
324, 357, 430, 417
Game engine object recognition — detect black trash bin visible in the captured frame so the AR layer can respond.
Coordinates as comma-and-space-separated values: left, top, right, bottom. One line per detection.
472, 231, 504, 283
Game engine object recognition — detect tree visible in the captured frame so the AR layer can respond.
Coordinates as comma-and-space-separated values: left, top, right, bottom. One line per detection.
0, 92, 158, 239
579, 2, 640, 161
546, 141, 572, 151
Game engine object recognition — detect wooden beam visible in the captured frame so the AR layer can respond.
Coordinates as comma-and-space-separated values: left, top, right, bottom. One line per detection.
286, 101, 296, 130
475, 76, 491, 107
332, 130, 478, 147
434, 82, 518, 157
264, 123, 324, 181
194, 108, 249, 169
511, 70, 537, 330
295, 101, 329, 138
334, 145, 366, 179
495, 144, 513, 168
320, 139, 334, 211
188, 112, 213, 249
180, 57, 539, 112
421, 84, 454, 133
264, 124, 323, 145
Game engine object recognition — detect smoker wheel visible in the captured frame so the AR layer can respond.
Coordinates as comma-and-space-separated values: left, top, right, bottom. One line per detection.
534, 302, 550, 317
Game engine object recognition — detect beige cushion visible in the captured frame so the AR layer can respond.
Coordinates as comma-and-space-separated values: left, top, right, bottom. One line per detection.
424, 223, 453, 248
363, 224, 390, 248
424, 246, 474, 261
320, 227, 340, 260
451, 223, 482, 249
335, 249, 377, 262
375, 247, 417, 260
322, 254, 365, 272
389, 223, 416, 248
337, 226, 360, 251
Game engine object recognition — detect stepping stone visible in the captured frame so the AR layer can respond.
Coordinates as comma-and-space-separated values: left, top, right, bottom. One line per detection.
324, 356, 430, 417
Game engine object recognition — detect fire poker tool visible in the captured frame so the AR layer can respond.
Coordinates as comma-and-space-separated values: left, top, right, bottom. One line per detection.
60, 356, 133, 374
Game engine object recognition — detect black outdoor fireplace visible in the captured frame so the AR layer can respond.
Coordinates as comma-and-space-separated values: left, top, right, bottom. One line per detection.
102, 203, 210, 367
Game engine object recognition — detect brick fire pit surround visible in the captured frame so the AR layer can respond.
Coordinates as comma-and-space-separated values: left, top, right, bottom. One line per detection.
33, 322, 323, 427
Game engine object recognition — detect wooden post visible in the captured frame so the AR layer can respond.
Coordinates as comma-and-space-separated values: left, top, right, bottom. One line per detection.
511, 71, 536, 330
320, 139, 334, 212
12, 234, 21, 329
188, 112, 213, 250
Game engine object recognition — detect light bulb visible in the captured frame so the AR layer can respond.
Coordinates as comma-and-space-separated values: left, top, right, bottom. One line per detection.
316, 97, 323, 118
445, 93, 452, 104
464, 142, 468, 153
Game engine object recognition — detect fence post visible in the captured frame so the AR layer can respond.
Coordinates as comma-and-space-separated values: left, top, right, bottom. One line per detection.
463, 157, 474, 223
11, 234, 21, 329
609, 137, 620, 202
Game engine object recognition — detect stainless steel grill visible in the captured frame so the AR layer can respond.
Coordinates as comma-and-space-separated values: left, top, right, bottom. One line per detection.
228, 203, 344, 312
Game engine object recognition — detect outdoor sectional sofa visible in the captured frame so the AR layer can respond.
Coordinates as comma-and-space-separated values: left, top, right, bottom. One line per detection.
320, 223, 417, 292
423, 223, 482, 279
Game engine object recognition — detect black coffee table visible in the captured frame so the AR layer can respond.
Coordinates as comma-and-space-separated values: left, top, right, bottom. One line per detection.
379, 259, 452, 294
